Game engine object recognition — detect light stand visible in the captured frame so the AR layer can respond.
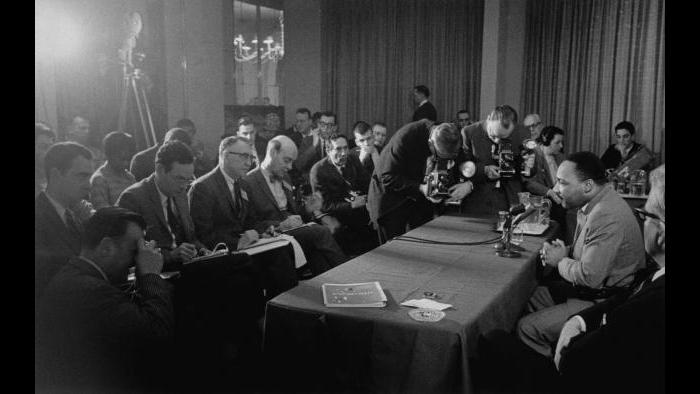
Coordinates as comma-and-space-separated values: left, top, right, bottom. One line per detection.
118, 51, 157, 148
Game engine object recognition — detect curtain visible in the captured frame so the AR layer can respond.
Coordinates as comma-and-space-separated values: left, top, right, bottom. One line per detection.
521, 0, 665, 162
320, 0, 483, 137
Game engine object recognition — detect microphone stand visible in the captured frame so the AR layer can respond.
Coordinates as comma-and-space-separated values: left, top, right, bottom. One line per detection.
494, 213, 523, 258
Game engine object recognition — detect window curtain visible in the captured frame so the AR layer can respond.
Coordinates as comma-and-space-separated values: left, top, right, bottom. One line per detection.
320, 0, 483, 137
521, 0, 664, 162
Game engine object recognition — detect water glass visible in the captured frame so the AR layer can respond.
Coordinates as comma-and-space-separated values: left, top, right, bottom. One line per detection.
497, 211, 508, 230
511, 226, 524, 245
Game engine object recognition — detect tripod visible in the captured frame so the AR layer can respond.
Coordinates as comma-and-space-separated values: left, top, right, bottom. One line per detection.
118, 63, 157, 148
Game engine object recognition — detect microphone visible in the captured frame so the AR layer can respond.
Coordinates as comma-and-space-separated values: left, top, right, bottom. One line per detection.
512, 207, 538, 227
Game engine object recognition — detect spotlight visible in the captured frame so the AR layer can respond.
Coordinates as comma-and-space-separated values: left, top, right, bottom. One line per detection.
35, 8, 82, 60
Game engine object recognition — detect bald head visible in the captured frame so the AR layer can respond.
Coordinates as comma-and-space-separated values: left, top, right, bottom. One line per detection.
523, 114, 543, 140
263, 135, 298, 178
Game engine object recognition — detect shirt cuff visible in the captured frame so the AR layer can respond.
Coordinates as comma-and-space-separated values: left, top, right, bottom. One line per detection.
572, 315, 587, 333
557, 257, 576, 281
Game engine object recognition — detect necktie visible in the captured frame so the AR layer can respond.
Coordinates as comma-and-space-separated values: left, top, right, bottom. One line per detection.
166, 198, 185, 244
64, 209, 81, 239
232, 180, 244, 219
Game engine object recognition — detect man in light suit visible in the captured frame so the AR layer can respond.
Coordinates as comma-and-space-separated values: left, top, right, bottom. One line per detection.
117, 141, 203, 271
517, 152, 646, 358
189, 136, 297, 297
35, 142, 95, 300
244, 135, 347, 276
310, 134, 377, 255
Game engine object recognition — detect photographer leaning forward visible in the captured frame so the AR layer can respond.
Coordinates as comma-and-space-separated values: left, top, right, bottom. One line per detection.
367, 119, 474, 243
460, 105, 525, 215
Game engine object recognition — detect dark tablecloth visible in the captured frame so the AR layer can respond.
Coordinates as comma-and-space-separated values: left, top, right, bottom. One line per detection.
263, 214, 558, 393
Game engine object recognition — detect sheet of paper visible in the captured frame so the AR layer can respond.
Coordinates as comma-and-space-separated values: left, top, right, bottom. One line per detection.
400, 298, 453, 311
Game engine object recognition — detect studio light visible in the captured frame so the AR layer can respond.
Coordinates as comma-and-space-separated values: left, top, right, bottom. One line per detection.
35, 7, 82, 60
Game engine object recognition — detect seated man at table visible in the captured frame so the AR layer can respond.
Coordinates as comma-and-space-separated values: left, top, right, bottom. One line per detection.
516, 151, 645, 358
35, 207, 174, 392
244, 135, 348, 275
310, 133, 377, 255
600, 120, 655, 173
478, 164, 665, 394
117, 141, 204, 271
189, 135, 298, 296
460, 104, 525, 215
368, 120, 474, 242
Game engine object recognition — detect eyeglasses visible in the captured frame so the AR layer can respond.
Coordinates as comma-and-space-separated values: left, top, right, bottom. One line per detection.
634, 208, 664, 224
227, 151, 254, 162
526, 121, 542, 129
319, 121, 336, 127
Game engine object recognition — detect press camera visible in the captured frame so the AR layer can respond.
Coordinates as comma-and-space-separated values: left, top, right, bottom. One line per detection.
492, 141, 516, 178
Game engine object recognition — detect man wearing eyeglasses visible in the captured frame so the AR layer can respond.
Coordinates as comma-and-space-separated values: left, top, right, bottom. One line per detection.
460, 105, 525, 215
118, 141, 204, 271
516, 151, 645, 359
189, 136, 298, 297
295, 111, 339, 181
523, 113, 544, 141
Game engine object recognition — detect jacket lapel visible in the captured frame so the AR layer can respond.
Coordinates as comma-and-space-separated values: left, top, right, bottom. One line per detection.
253, 170, 282, 215
173, 193, 195, 241
37, 192, 80, 254
144, 175, 169, 231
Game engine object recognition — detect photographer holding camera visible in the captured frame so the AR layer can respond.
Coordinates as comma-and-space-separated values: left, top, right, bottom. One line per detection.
460, 105, 525, 215
368, 119, 474, 243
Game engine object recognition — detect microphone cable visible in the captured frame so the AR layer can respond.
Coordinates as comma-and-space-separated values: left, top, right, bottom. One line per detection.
391, 234, 503, 246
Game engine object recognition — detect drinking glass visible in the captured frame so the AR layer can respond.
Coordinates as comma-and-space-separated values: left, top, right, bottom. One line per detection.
511, 226, 524, 245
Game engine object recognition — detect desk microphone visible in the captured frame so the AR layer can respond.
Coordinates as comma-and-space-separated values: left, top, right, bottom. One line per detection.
512, 207, 537, 227
509, 204, 526, 216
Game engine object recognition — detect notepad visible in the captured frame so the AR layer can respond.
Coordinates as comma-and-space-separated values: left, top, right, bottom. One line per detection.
322, 282, 387, 307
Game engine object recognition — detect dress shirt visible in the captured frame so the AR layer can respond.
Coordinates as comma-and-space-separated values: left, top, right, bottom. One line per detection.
418, 99, 428, 107
260, 167, 288, 210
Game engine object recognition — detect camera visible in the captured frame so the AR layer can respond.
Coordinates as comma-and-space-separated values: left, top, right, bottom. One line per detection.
425, 158, 456, 199
493, 141, 516, 178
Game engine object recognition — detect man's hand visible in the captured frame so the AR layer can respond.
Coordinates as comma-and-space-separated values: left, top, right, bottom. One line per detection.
303, 191, 323, 214
419, 183, 442, 203
279, 215, 304, 231
237, 229, 260, 249
358, 147, 373, 163
485, 165, 501, 180
135, 239, 164, 276
447, 181, 473, 202
172, 242, 197, 263
319, 215, 342, 234
350, 194, 367, 209
546, 189, 563, 205
541, 239, 567, 266
554, 317, 586, 370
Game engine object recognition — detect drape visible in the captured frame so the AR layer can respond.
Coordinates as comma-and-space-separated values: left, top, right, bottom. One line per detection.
320, 0, 484, 137
521, 0, 665, 162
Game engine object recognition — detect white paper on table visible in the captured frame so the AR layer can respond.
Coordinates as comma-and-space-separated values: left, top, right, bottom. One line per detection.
400, 298, 453, 311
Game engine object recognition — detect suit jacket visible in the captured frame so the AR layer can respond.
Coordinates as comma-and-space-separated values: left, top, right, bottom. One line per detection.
243, 168, 311, 224
558, 185, 645, 289
129, 144, 159, 182
600, 141, 651, 171
352, 147, 379, 176
367, 119, 466, 223
35, 192, 82, 300
460, 121, 524, 215
523, 145, 564, 196
560, 273, 665, 393
309, 155, 370, 215
412, 101, 437, 122
117, 174, 203, 268
36, 257, 174, 390
188, 166, 265, 250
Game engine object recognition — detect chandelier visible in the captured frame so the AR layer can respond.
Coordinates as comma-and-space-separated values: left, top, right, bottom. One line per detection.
234, 34, 284, 63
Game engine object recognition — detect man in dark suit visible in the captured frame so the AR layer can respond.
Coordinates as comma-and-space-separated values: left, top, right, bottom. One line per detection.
35, 142, 95, 300
129, 127, 192, 182
351, 121, 381, 176
244, 135, 347, 275
189, 135, 297, 296
411, 85, 437, 122
36, 207, 174, 392
367, 120, 474, 242
460, 105, 525, 215
117, 141, 203, 270
280, 107, 314, 148
295, 111, 338, 181
310, 134, 377, 255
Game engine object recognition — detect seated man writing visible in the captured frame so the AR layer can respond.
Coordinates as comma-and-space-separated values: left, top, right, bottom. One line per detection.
243, 135, 348, 276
